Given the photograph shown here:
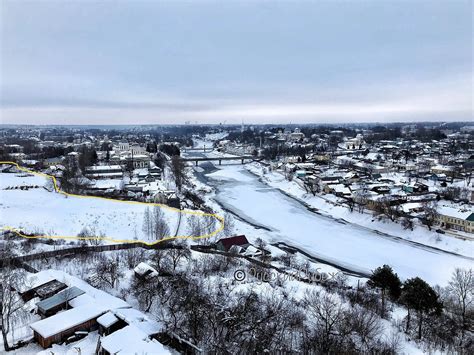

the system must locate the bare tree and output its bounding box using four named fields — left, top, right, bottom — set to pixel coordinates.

left=77, top=226, right=103, bottom=246
left=0, top=265, right=27, bottom=351
left=92, top=255, right=124, bottom=289
left=170, top=155, right=187, bottom=192
left=152, top=206, right=170, bottom=240
left=187, top=214, right=216, bottom=243
left=401, top=217, right=414, bottom=231
left=353, top=189, right=370, bottom=213
left=124, top=246, right=142, bottom=269
left=187, top=215, right=203, bottom=237
left=302, top=290, right=346, bottom=353
left=142, top=207, right=153, bottom=239
left=343, top=306, right=383, bottom=350
left=222, top=213, right=235, bottom=237
left=447, top=268, right=473, bottom=336
left=305, top=177, right=320, bottom=195
left=131, top=277, right=161, bottom=313
left=58, top=286, right=75, bottom=311
left=422, top=201, right=439, bottom=231
left=442, top=186, right=462, bottom=201
left=168, top=241, right=191, bottom=272
left=377, top=197, right=401, bottom=222
left=151, top=248, right=168, bottom=272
